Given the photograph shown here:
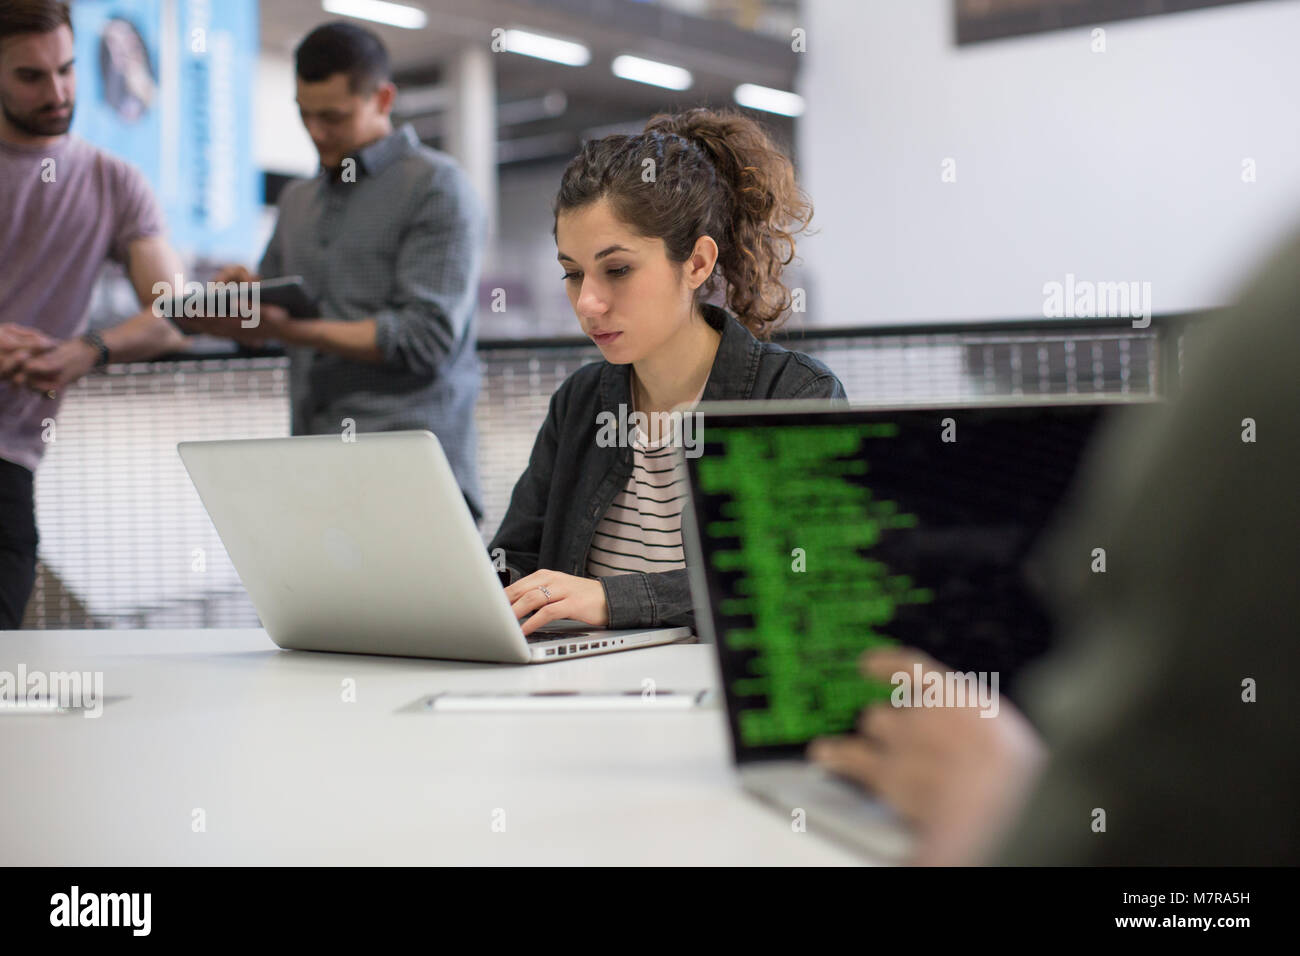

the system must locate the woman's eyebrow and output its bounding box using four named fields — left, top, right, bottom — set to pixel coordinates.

left=557, top=245, right=634, bottom=263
